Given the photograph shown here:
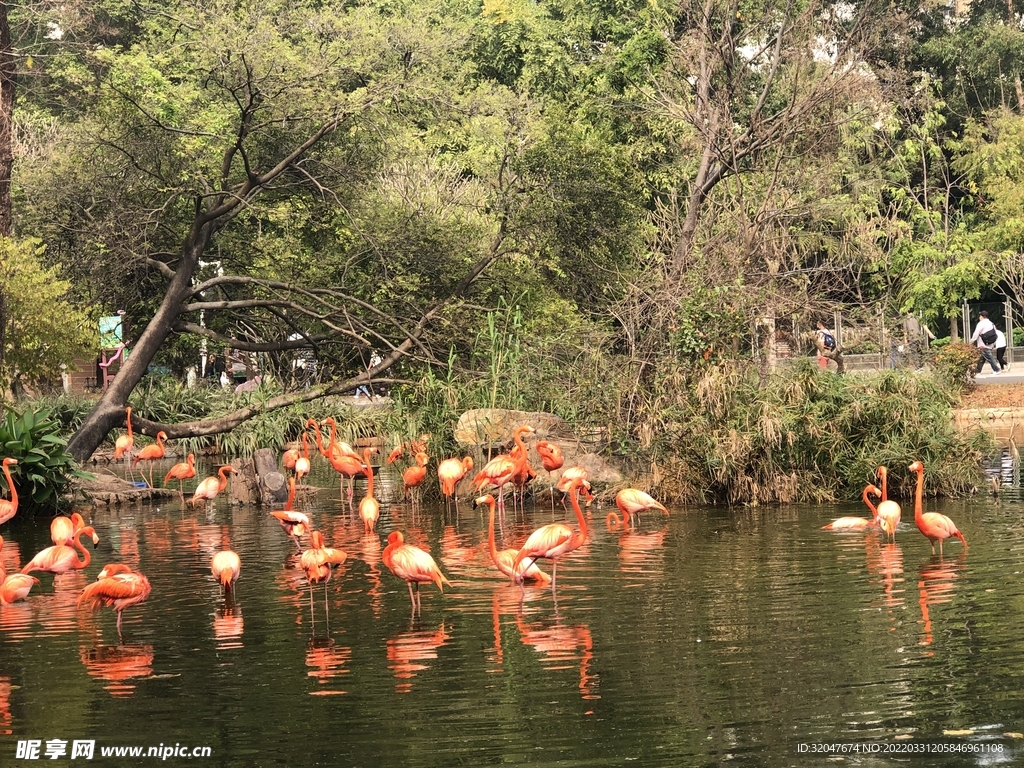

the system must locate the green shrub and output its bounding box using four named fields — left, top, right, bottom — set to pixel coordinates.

left=931, top=342, right=981, bottom=388
left=0, top=404, right=91, bottom=513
